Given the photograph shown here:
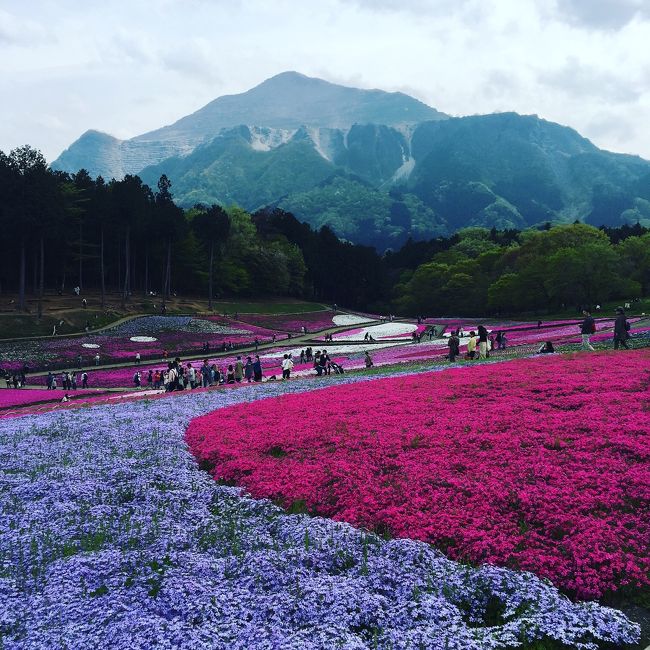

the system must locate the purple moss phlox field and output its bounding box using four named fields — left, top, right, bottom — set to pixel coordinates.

left=0, top=367, right=640, bottom=649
